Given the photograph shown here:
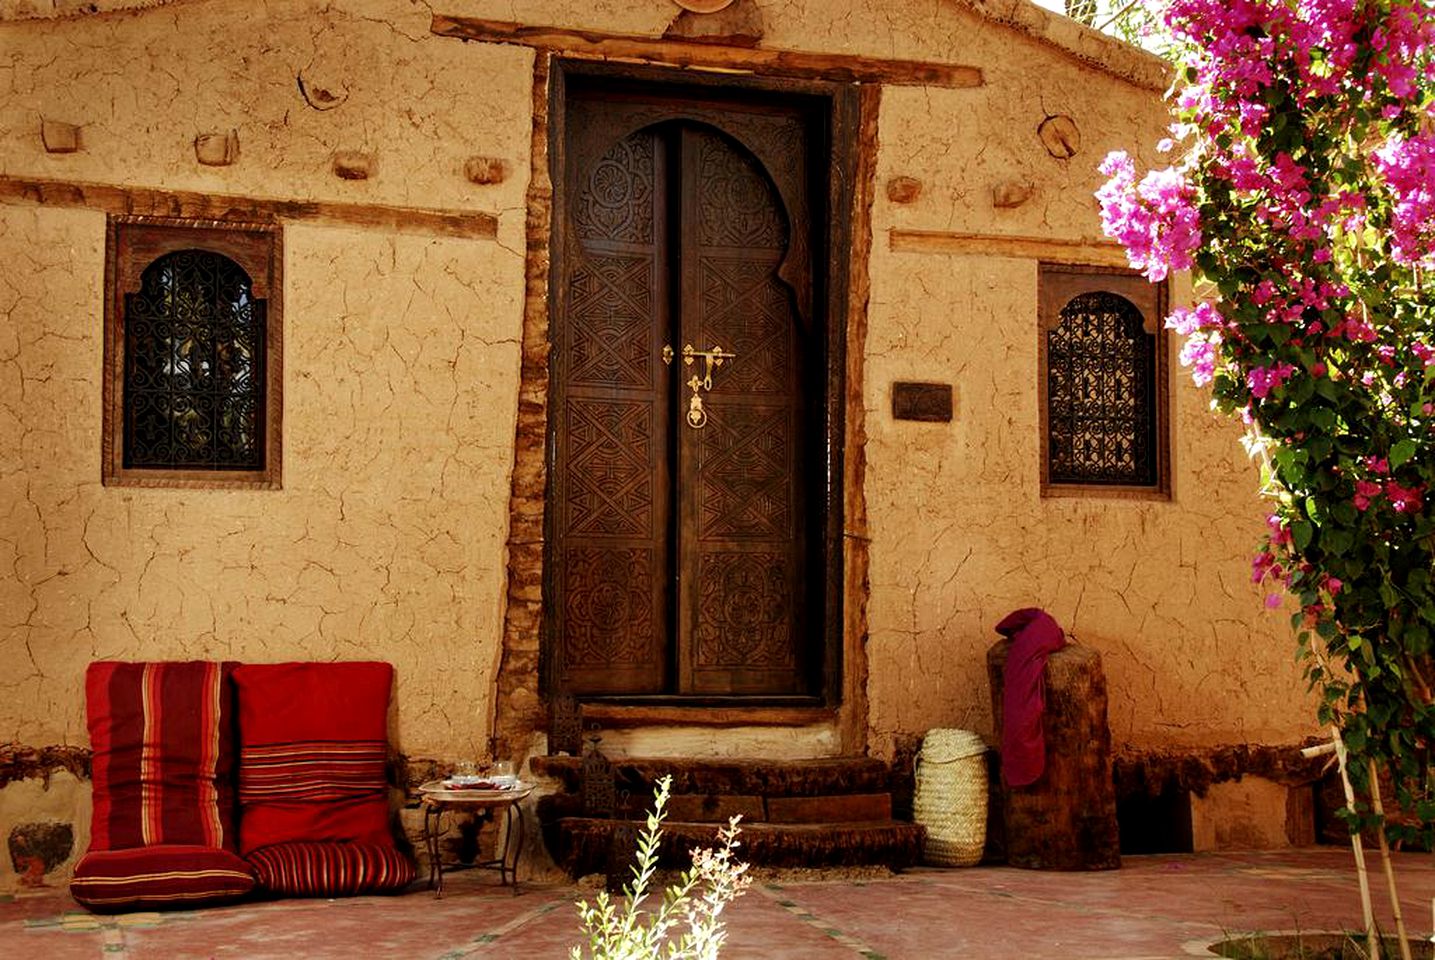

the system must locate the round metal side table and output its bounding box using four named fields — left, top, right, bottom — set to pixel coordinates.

left=418, top=780, right=533, bottom=897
